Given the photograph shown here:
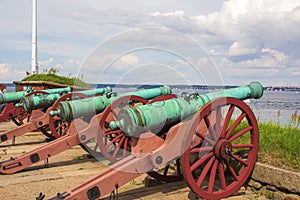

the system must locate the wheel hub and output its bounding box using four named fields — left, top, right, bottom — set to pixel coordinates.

left=214, top=139, right=232, bottom=160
